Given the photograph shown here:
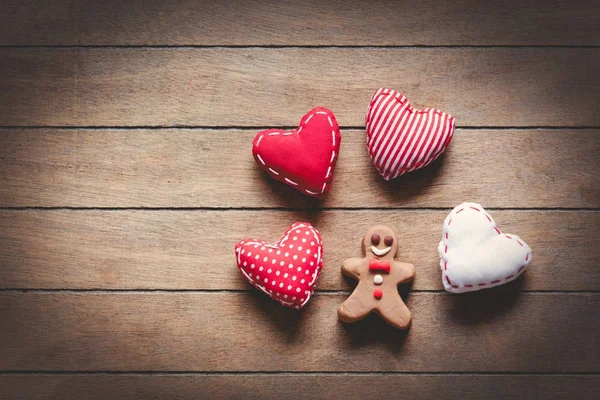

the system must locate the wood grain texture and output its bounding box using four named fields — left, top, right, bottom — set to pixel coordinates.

left=0, top=210, right=597, bottom=291
left=1, top=49, right=598, bottom=127
left=1, top=0, right=599, bottom=46
left=1, top=129, right=598, bottom=208
left=1, top=375, right=598, bottom=400
left=0, top=293, right=597, bottom=372
left=0, top=0, right=597, bottom=395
